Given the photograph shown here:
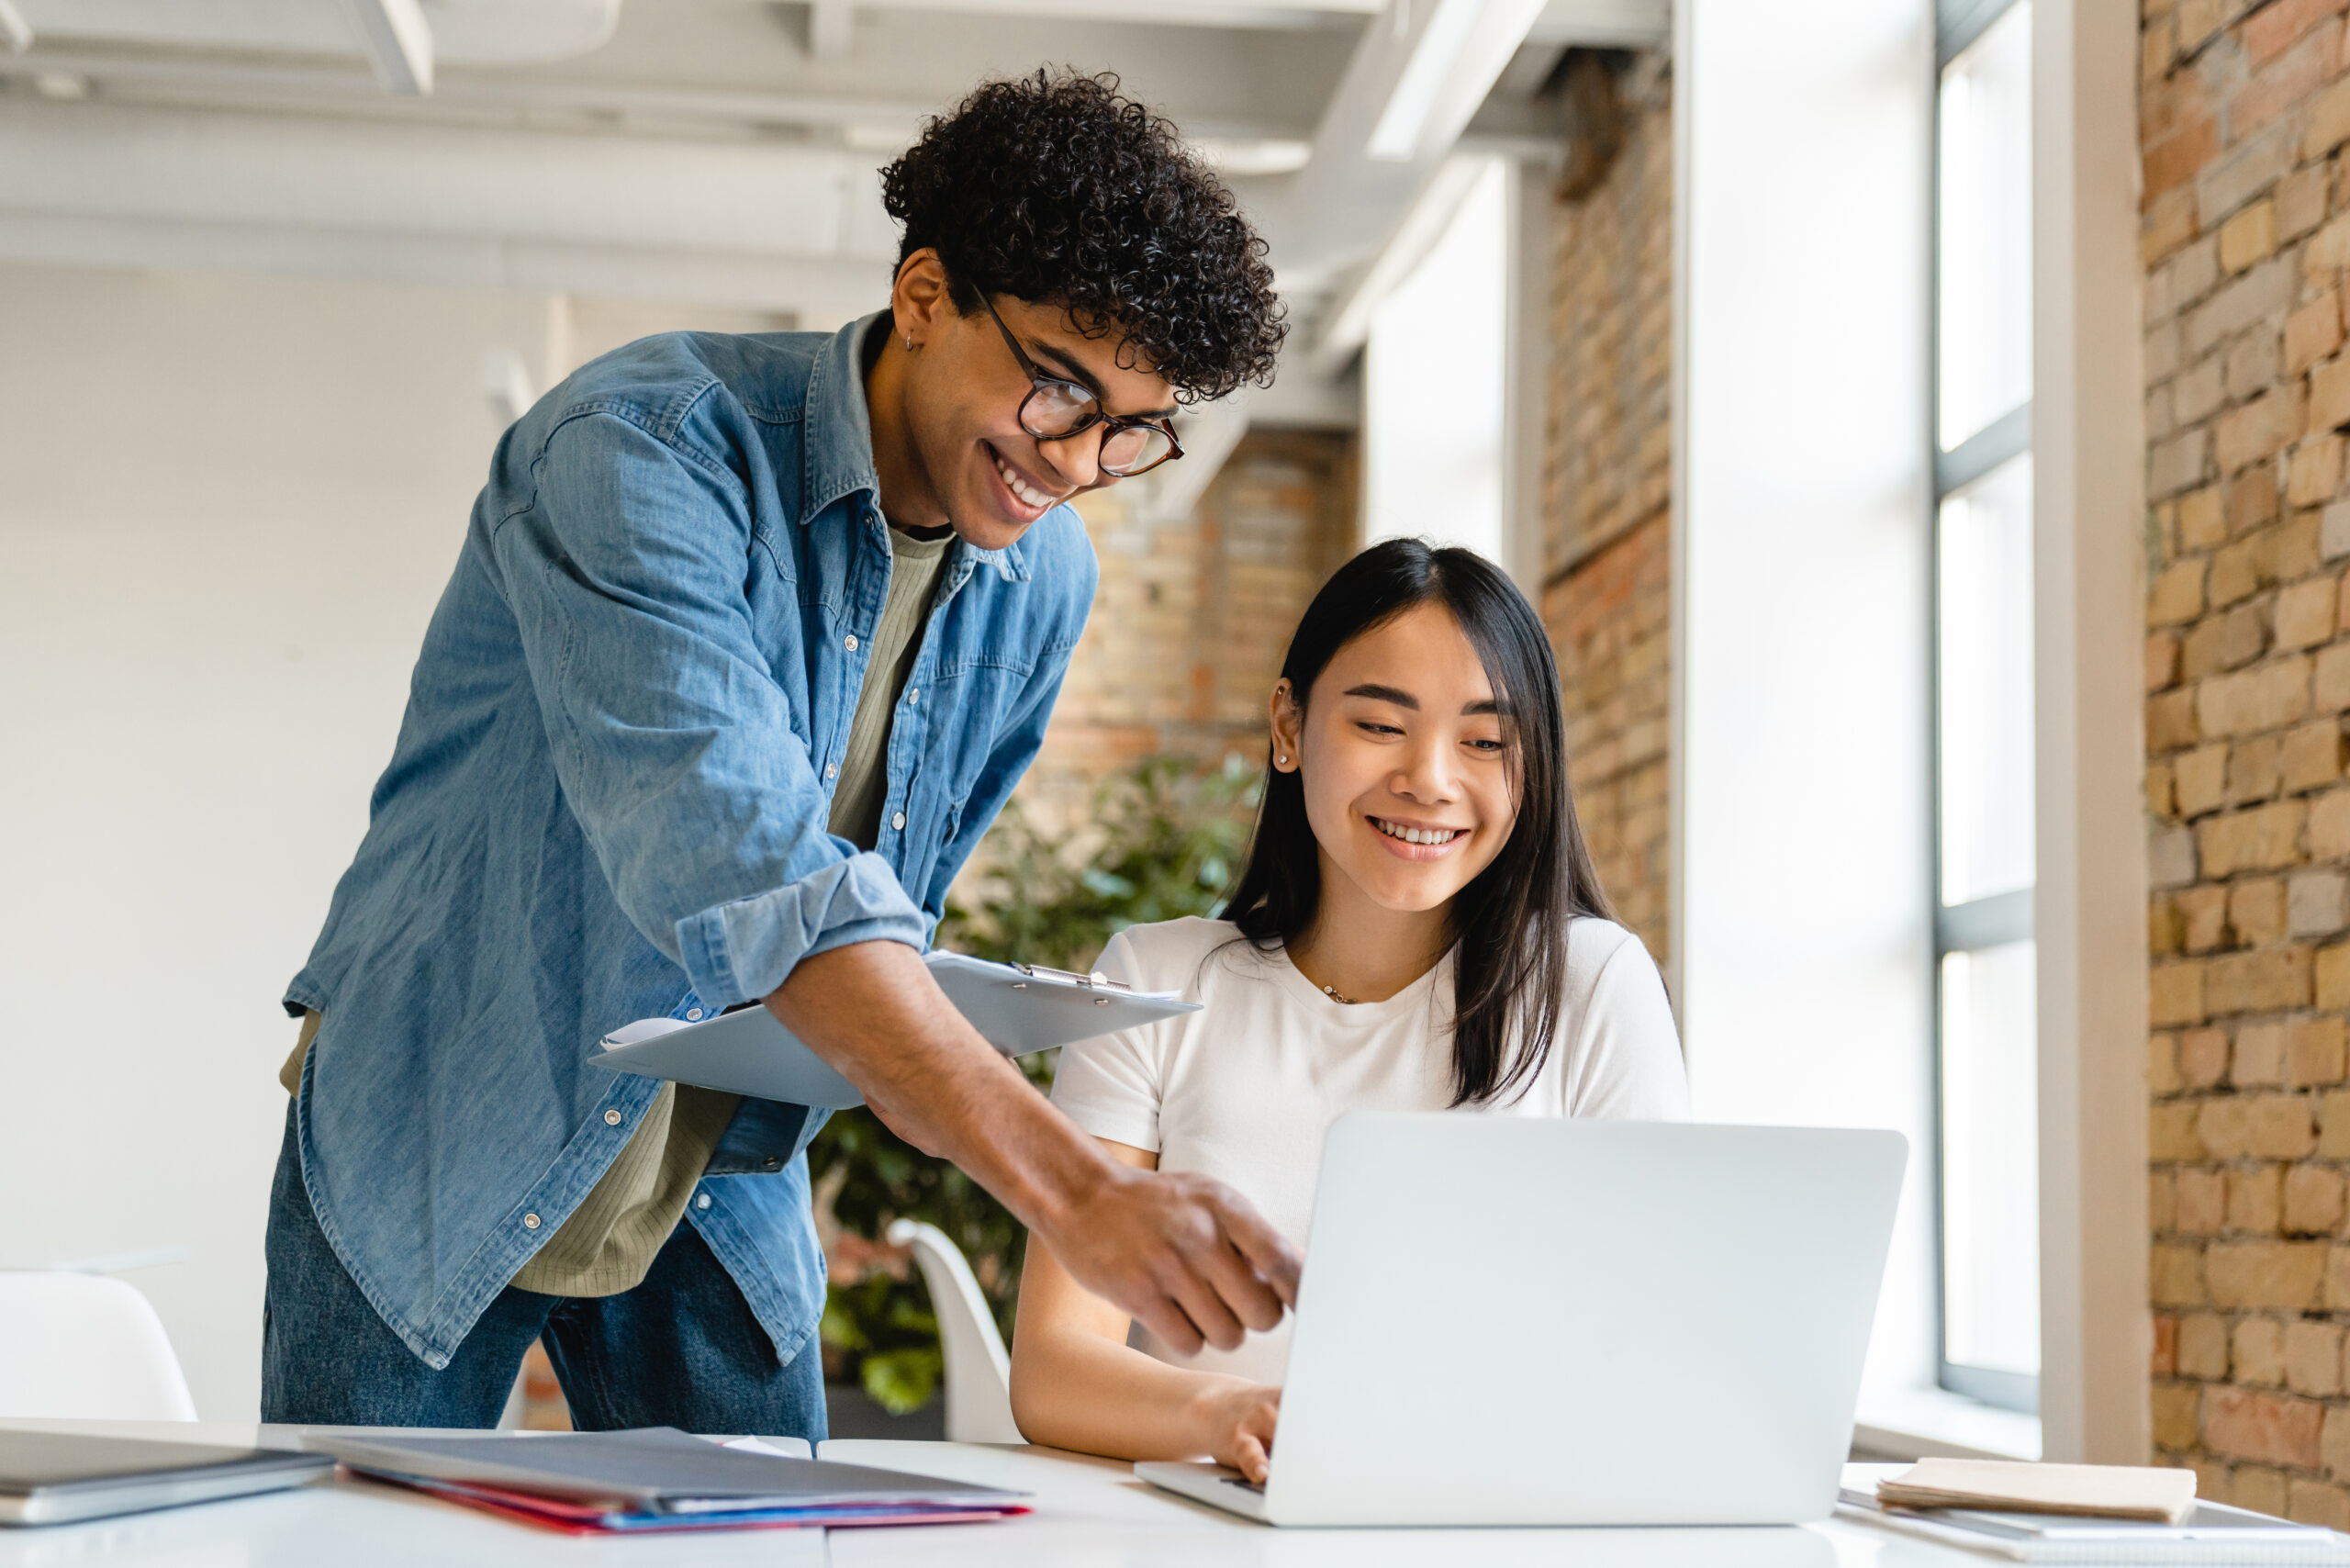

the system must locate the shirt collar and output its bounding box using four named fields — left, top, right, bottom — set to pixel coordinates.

left=800, top=311, right=1029, bottom=585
